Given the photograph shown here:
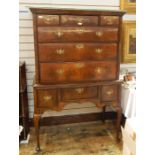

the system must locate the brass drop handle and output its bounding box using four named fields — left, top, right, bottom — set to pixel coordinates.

left=38, top=16, right=50, bottom=24
left=44, top=17, right=51, bottom=24
left=75, top=43, right=84, bottom=49
left=96, top=31, right=103, bottom=37
left=106, top=90, right=114, bottom=95
left=56, top=49, right=64, bottom=55
left=95, top=48, right=103, bottom=54
left=75, top=88, right=84, bottom=94
left=43, top=95, right=52, bottom=101
left=56, top=31, right=64, bottom=37
left=107, top=18, right=113, bottom=24
left=95, top=67, right=105, bottom=74
left=56, top=69, right=64, bottom=75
